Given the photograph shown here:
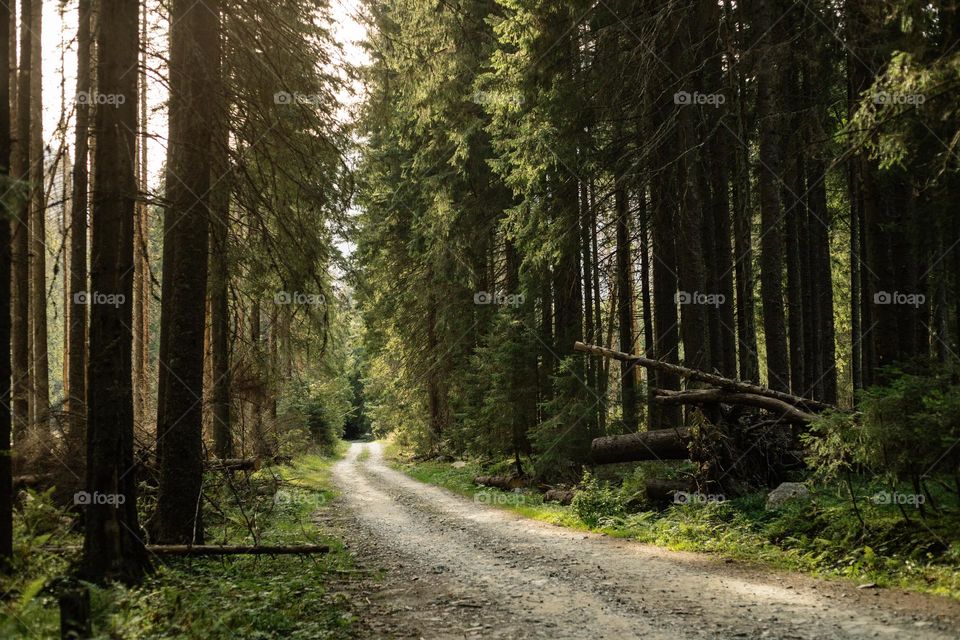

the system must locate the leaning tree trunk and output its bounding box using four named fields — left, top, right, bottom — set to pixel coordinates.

left=155, top=0, right=219, bottom=545
left=81, top=0, right=148, bottom=585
